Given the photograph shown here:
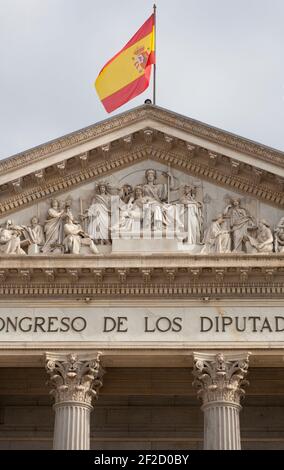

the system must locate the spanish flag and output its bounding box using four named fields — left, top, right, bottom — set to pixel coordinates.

left=95, top=14, right=155, bottom=113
